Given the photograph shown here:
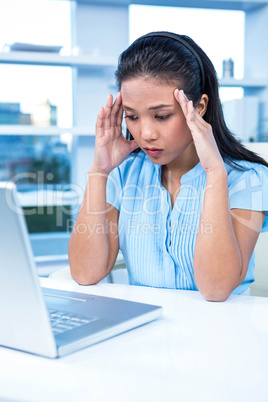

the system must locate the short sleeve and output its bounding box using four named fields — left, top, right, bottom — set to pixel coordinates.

left=228, top=164, right=268, bottom=232
left=106, top=167, right=122, bottom=211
